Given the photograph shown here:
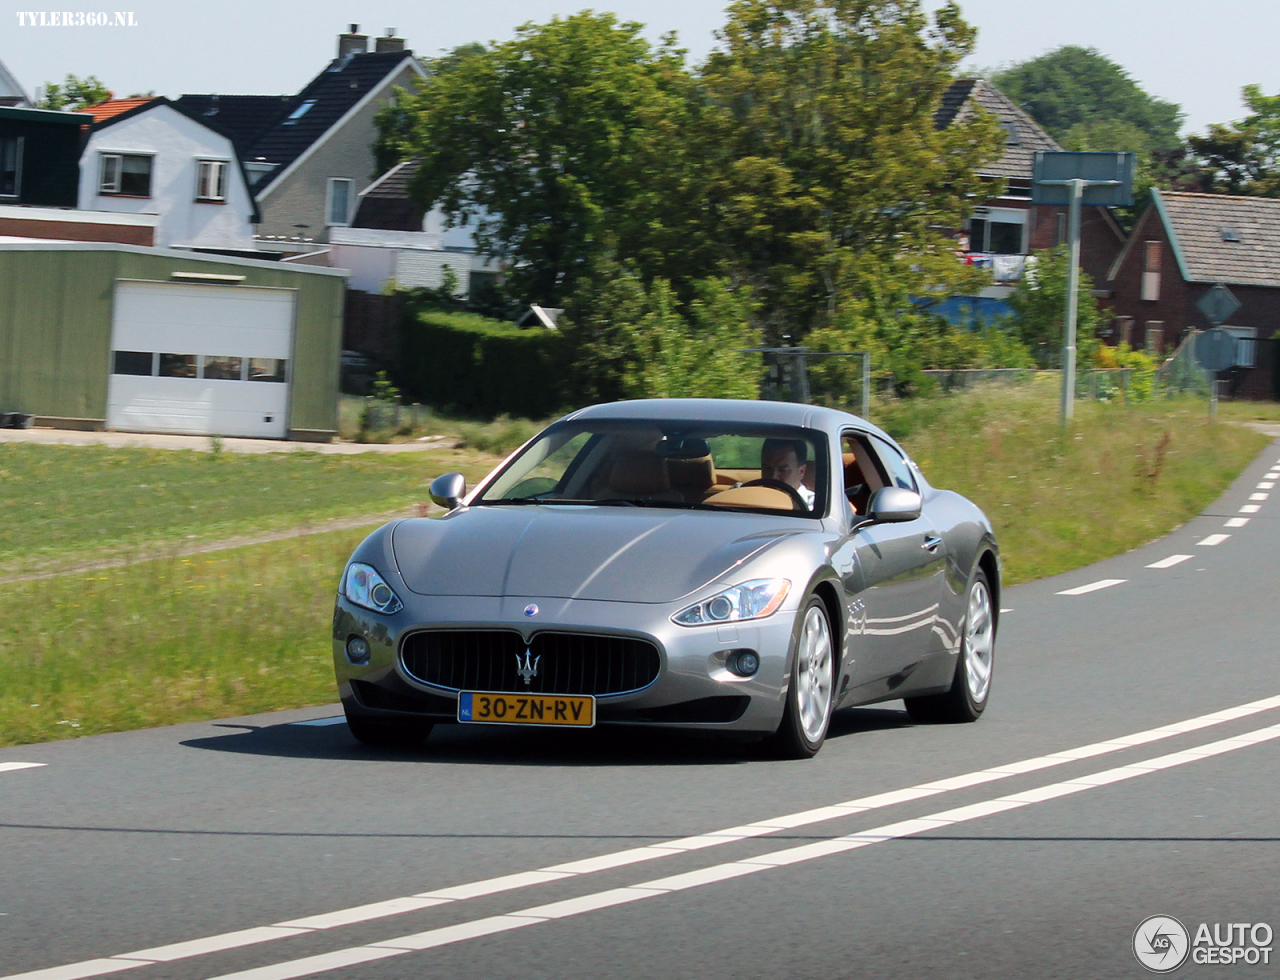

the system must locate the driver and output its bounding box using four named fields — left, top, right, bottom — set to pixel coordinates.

left=760, top=438, right=815, bottom=508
